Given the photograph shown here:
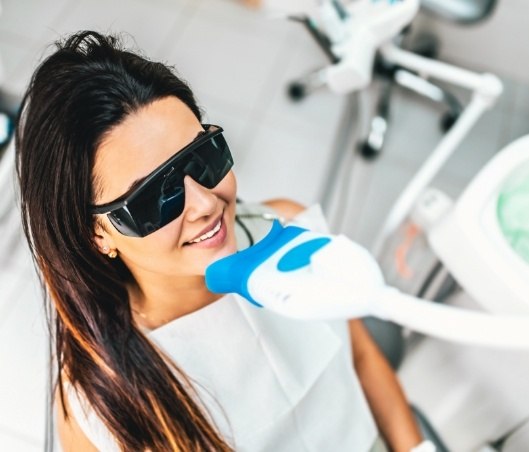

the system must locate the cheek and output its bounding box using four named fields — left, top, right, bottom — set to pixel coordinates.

left=114, top=220, right=182, bottom=266
left=218, top=171, right=237, bottom=201
left=218, top=171, right=238, bottom=237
